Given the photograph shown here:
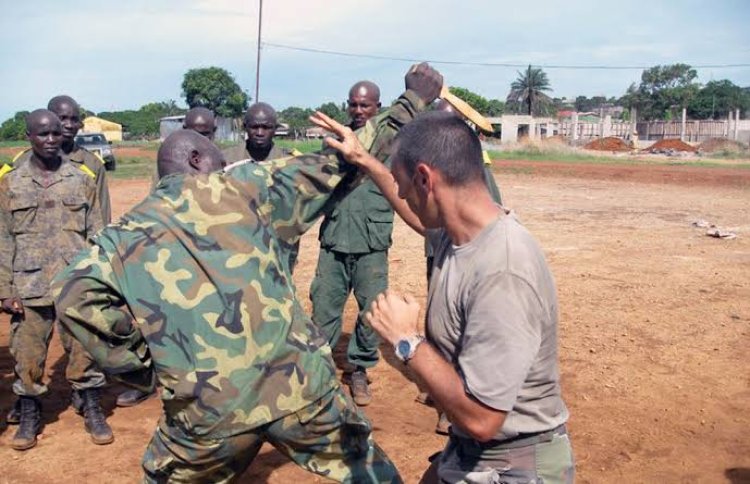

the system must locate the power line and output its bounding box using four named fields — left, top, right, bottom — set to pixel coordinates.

left=262, top=41, right=750, bottom=70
